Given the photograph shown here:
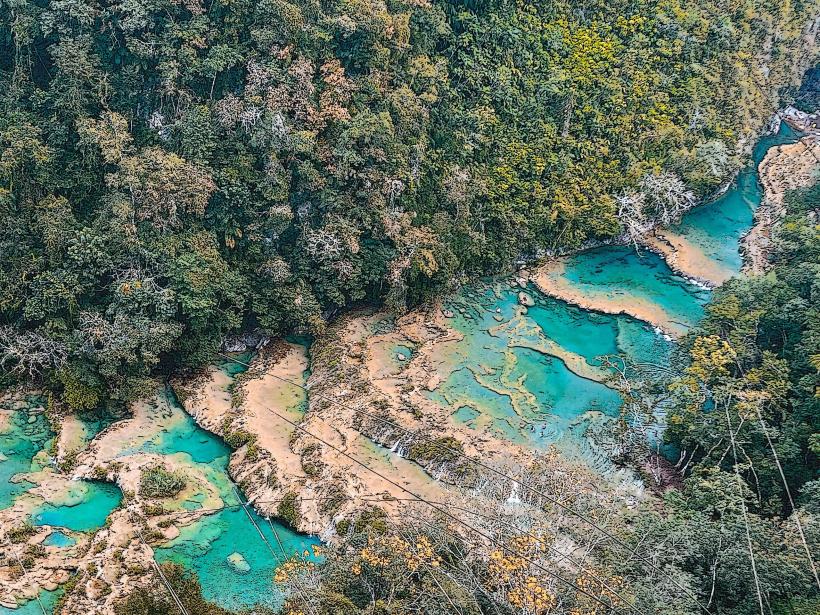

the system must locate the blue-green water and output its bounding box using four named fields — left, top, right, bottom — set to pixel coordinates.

left=0, top=401, right=122, bottom=533
left=139, top=393, right=320, bottom=611
left=32, top=481, right=122, bottom=532
left=673, top=123, right=800, bottom=274
left=156, top=505, right=320, bottom=611
left=116, top=405, right=229, bottom=464
left=430, top=284, right=669, bottom=448
left=42, top=530, right=77, bottom=547
left=217, top=350, right=254, bottom=377
left=560, top=247, right=711, bottom=330
left=0, top=404, right=51, bottom=510
left=75, top=410, right=117, bottom=447
left=0, top=589, right=62, bottom=615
